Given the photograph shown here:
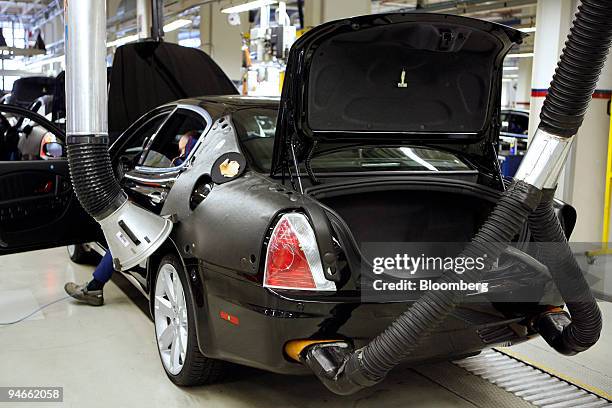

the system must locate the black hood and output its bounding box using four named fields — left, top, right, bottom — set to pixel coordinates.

left=272, top=13, right=525, bottom=174
left=108, top=40, right=238, bottom=136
